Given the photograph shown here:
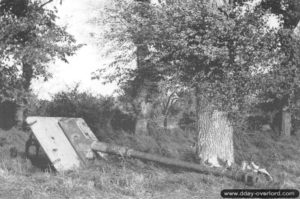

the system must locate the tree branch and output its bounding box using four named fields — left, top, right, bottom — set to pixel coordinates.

left=40, top=0, right=54, bottom=8
left=162, top=91, right=175, bottom=115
